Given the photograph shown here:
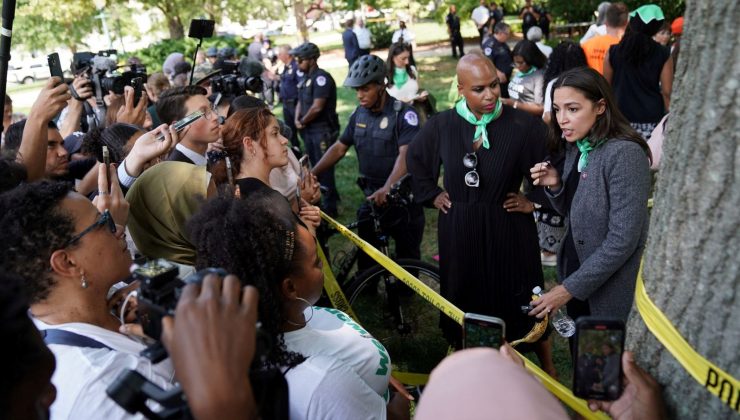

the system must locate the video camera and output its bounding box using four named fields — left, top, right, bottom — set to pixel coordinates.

left=106, top=259, right=289, bottom=420
left=210, top=59, right=264, bottom=96
left=71, top=50, right=148, bottom=105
